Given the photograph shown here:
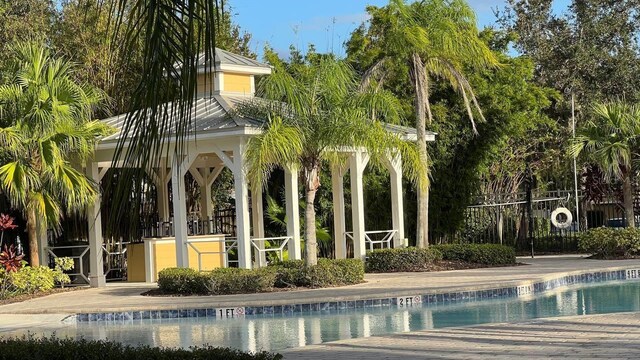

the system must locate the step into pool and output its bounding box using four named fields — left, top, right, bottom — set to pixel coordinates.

left=7, top=280, right=640, bottom=352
